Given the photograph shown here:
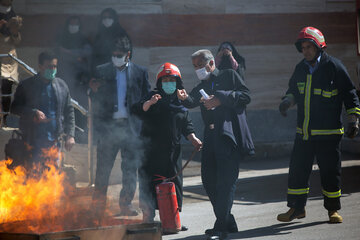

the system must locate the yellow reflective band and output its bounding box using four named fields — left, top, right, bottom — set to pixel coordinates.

left=296, top=127, right=303, bottom=134
left=288, top=188, right=310, bottom=195
left=297, top=82, right=305, bottom=94
left=302, top=74, right=312, bottom=140
left=332, top=89, right=338, bottom=96
left=322, top=189, right=341, bottom=198
left=311, top=128, right=344, bottom=136
left=347, top=107, right=360, bottom=115
left=322, top=90, right=332, bottom=98
left=313, top=88, right=322, bottom=95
